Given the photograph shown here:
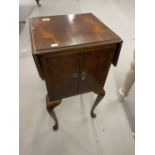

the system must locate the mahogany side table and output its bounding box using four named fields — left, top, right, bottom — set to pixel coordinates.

left=29, top=13, right=123, bottom=130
